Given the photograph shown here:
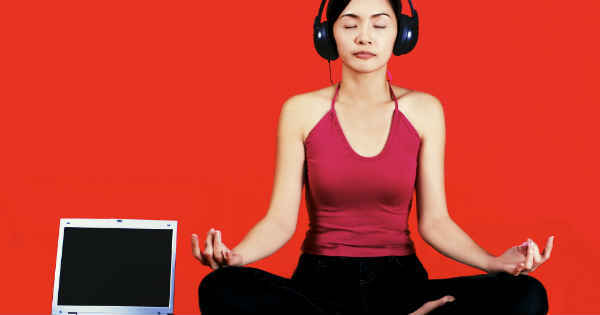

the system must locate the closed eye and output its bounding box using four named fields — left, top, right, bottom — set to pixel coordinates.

left=344, top=26, right=387, bottom=29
